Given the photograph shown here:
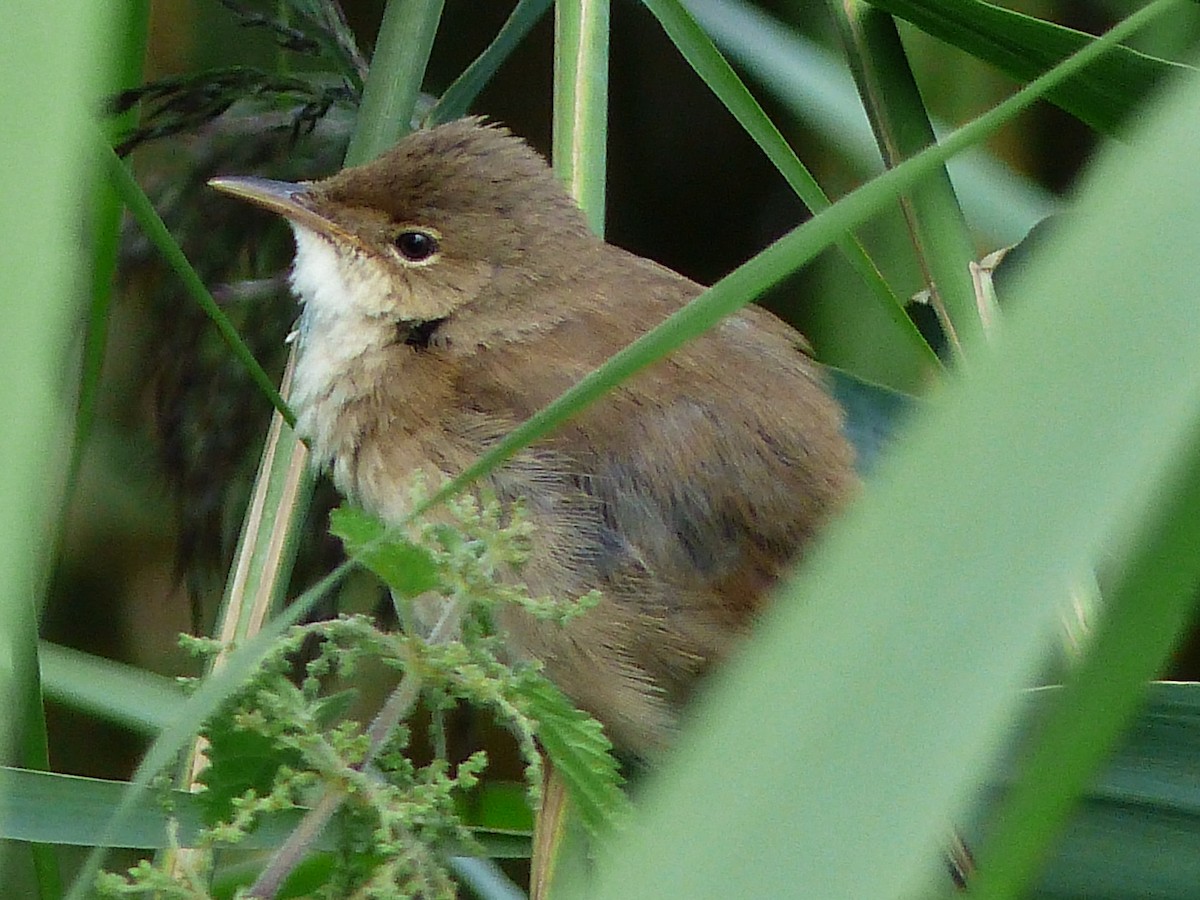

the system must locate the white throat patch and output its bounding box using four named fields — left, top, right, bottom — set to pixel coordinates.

left=287, top=224, right=394, bottom=463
